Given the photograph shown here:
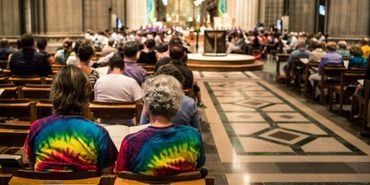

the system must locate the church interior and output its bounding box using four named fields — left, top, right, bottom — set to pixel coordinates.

left=0, top=0, right=370, bottom=184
